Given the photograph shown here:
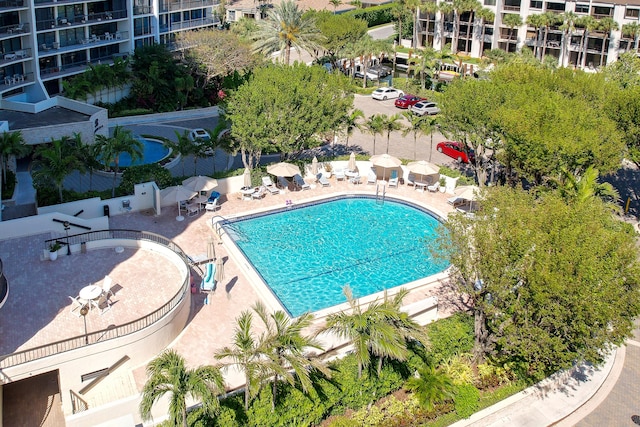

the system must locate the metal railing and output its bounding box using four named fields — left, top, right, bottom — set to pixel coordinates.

left=70, top=390, right=88, bottom=413
left=0, top=259, right=7, bottom=309
left=0, top=229, right=190, bottom=369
